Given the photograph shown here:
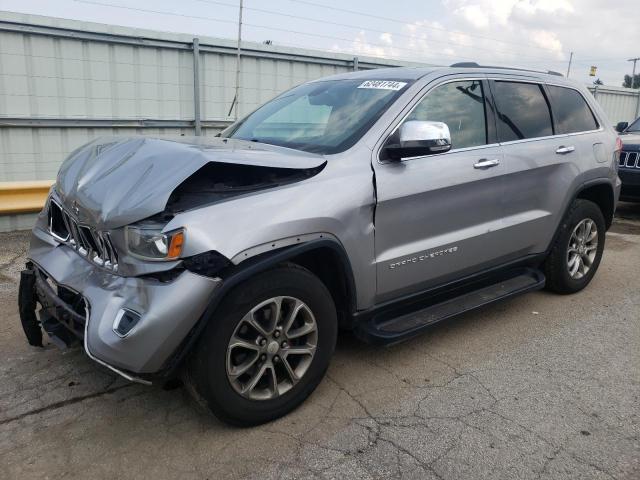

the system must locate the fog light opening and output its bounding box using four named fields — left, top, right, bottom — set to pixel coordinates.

left=113, top=308, right=142, bottom=337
